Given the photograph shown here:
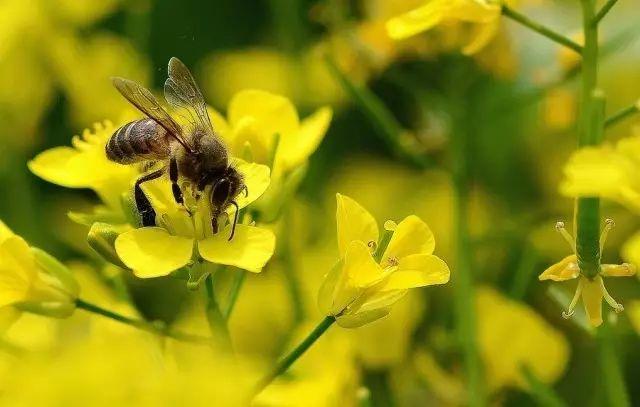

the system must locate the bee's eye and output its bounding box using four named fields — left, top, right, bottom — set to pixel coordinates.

left=211, top=178, right=231, bottom=206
